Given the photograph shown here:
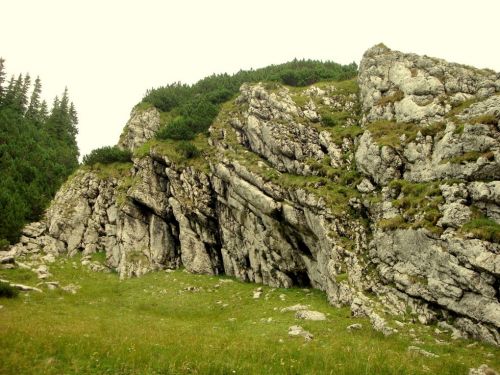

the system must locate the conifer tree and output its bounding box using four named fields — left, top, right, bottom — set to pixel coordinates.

left=2, top=75, right=16, bottom=107
left=26, top=76, right=42, bottom=120
left=0, top=58, right=5, bottom=101
left=20, top=73, right=31, bottom=112
left=39, top=100, right=48, bottom=122
left=10, top=74, right=24, bottom=111
left=69, top=102, right=78, bottom=127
